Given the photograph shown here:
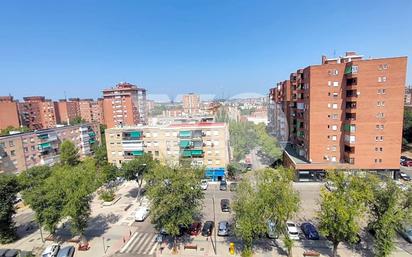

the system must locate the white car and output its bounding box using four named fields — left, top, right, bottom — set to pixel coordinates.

left=286, top=221, right=300, bottom=240
left=135, top=207, right=150, bottom=222
left=42, top=243, right=60, bottom=257
left=200, top=180, right=208, bottom=190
